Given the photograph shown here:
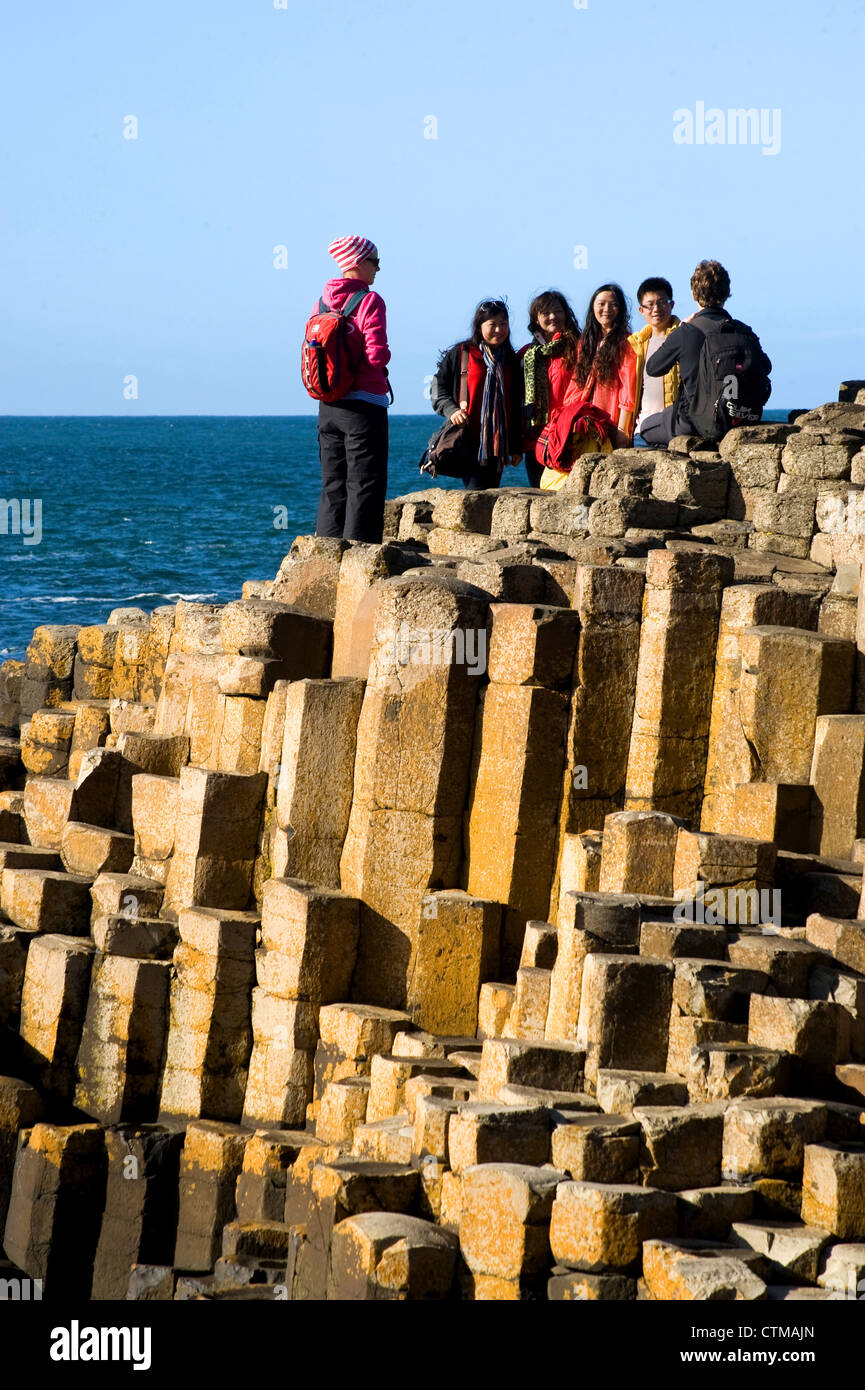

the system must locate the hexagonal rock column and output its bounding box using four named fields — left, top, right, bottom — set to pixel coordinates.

left=700, top=585, right=815, bottom=833
left=242, top=878, right=359, bottom=1127
left=341, top=573, right=489, bottom=1009
left=272, top=677, right=365, bottom=889
left=737, top=627, right=855, bottom=795
left=464, top=603, right=574, bottom=974
left=162, top=766, right=267, bottom=919
left=3, top=1122, right=107, bottom=1291
left=625, top=549, right=734, bottom=824
left=159, top=906, right=259, bottom=1123
left=73, top=955, right=171, bottom=1125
